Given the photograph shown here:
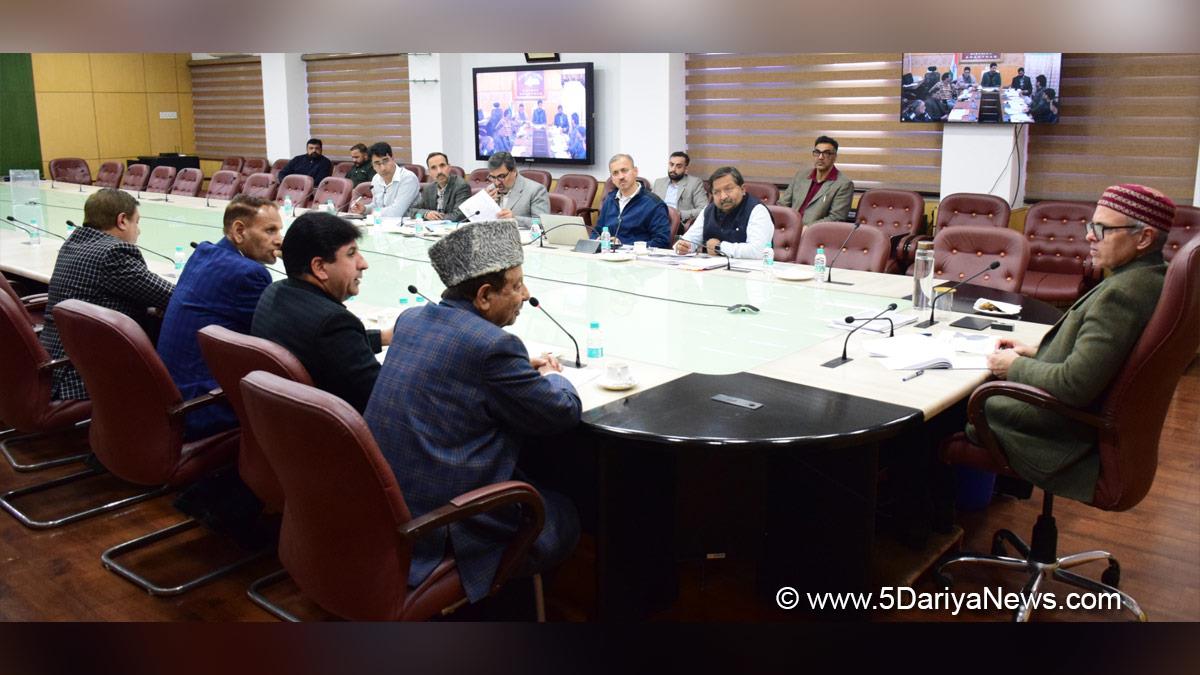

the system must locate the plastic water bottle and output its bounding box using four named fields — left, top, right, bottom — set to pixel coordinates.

left=373, top=209, right=382, bottom=227
left=399, top=296, right=410, bottom=310
left=586, top=321, right=604, bottom=363
left=173, top=245, right=186, bottom=276
left=762, top=246, right=775, bottom=278
left=414, top=212, right=425, bottom=235
left=530, top=217, right=542, bottom=243
left=415, top=294, right=426, bottom=306
left=325, top=199, right=336, bottom=214
left=600, top=226, right=612, bottom=253
left=911, top=241, right=936, bottom=310
left=28, top=218, right=40, bottom=246
left=283, top=195, right=294, bottom=218
left=814, top=246, right=827, bottom=283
